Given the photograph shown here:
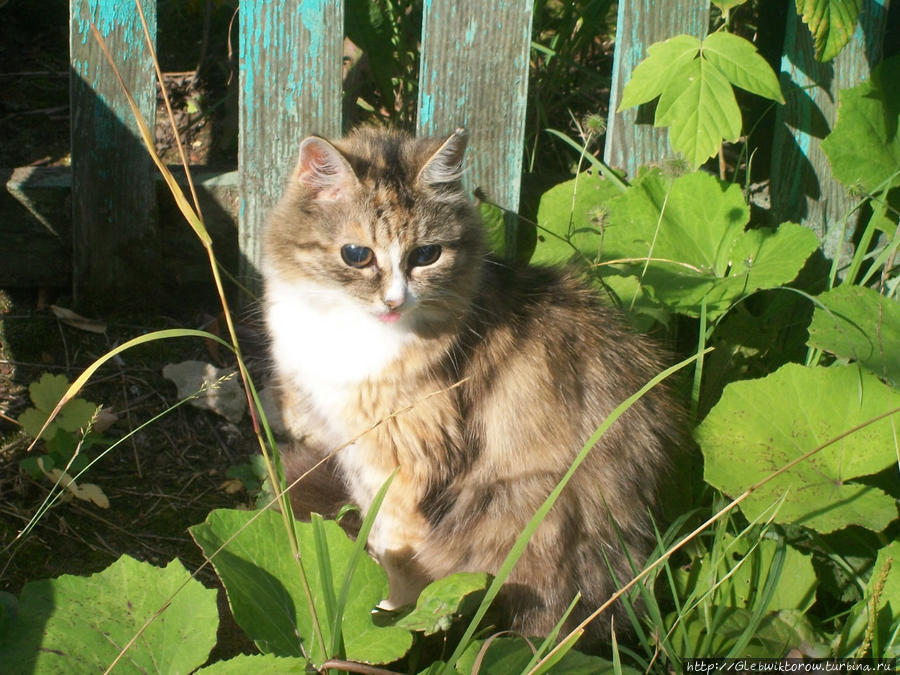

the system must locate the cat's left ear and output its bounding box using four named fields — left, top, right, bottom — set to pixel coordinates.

left=295, top=136, right=359, bottom=201
left=416, top=128, right=467, bottom=190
